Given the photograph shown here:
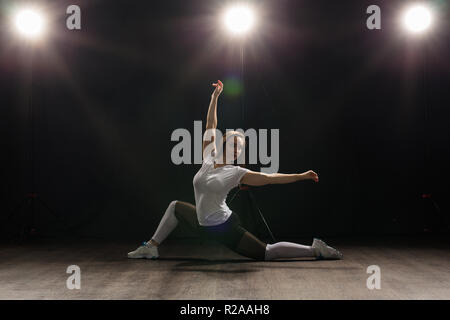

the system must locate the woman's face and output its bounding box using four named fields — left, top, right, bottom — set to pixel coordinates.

left=224, top=136, right=245, bottom=163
